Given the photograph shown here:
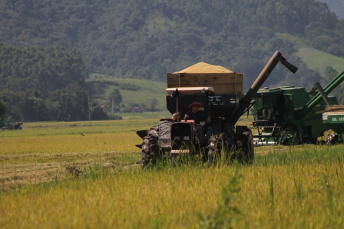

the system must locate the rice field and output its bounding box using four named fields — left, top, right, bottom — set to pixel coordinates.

left=1, top=116, right=344, bottom=228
